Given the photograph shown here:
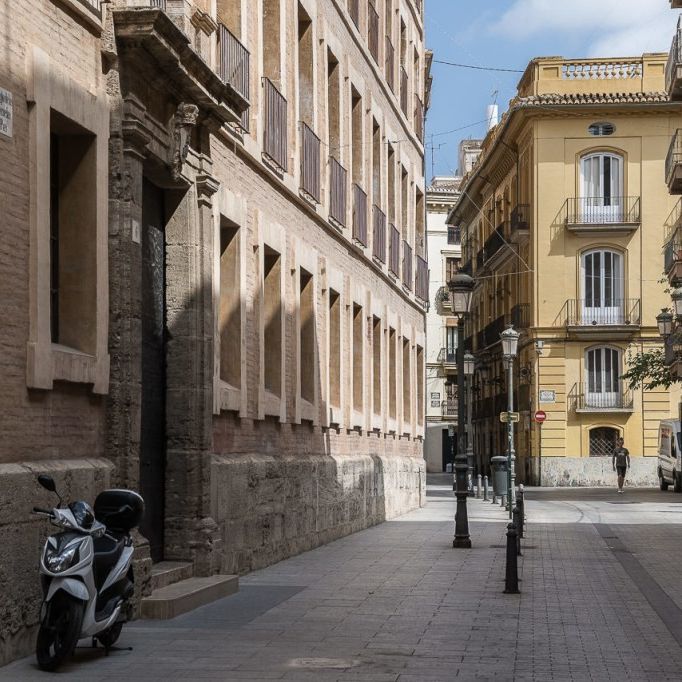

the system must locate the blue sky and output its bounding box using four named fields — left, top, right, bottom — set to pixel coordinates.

left=425, top=0, right=679, bottom=178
